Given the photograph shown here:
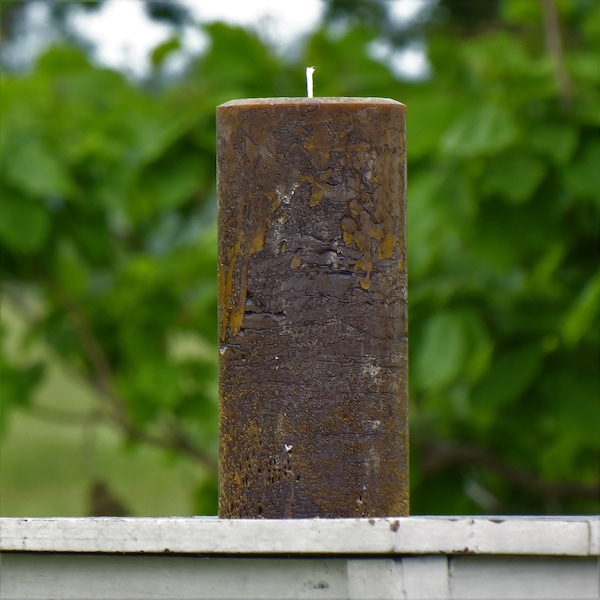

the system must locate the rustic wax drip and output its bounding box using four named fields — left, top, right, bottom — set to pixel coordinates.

left=217, top=98, right=408, bottom=518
